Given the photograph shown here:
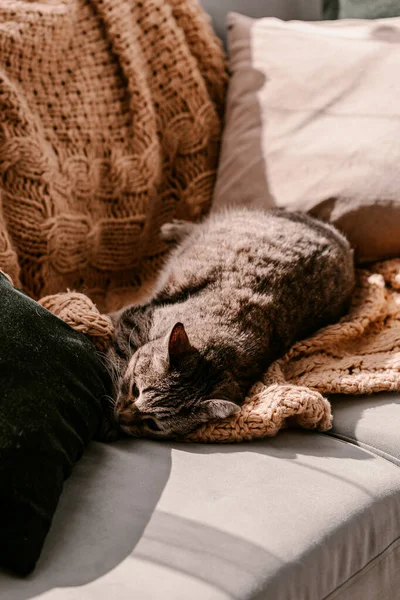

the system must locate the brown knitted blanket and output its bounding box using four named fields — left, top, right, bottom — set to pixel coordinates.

left=35, top=259, right=400, bottom=443
left=0, top=0, right=227, bottom=312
